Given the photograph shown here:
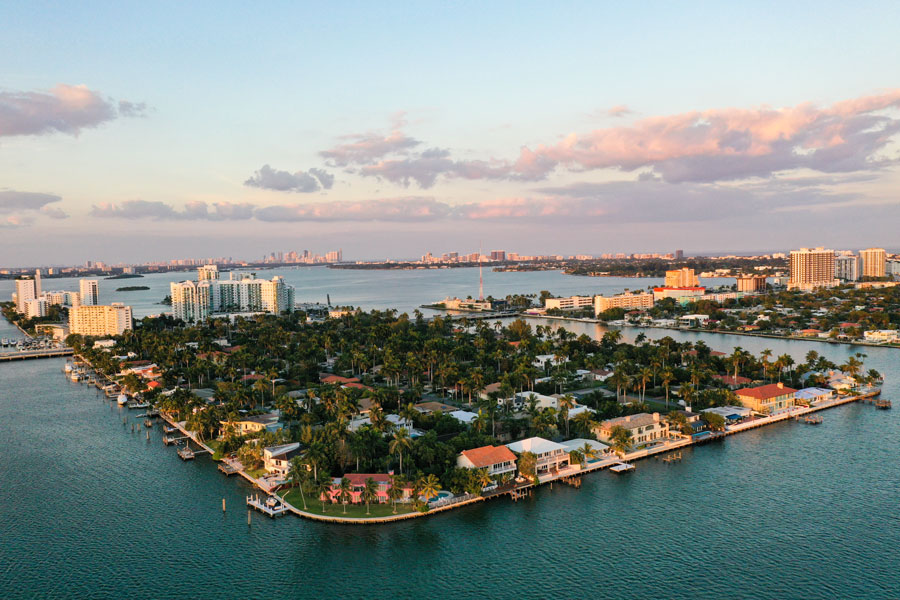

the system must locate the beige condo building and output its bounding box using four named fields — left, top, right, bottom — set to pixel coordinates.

left=69, top=303, right=133, bottom=336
